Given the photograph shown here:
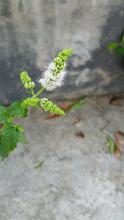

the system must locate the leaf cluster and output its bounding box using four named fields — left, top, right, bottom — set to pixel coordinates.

left=0, top=101, right=28, bottom=159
